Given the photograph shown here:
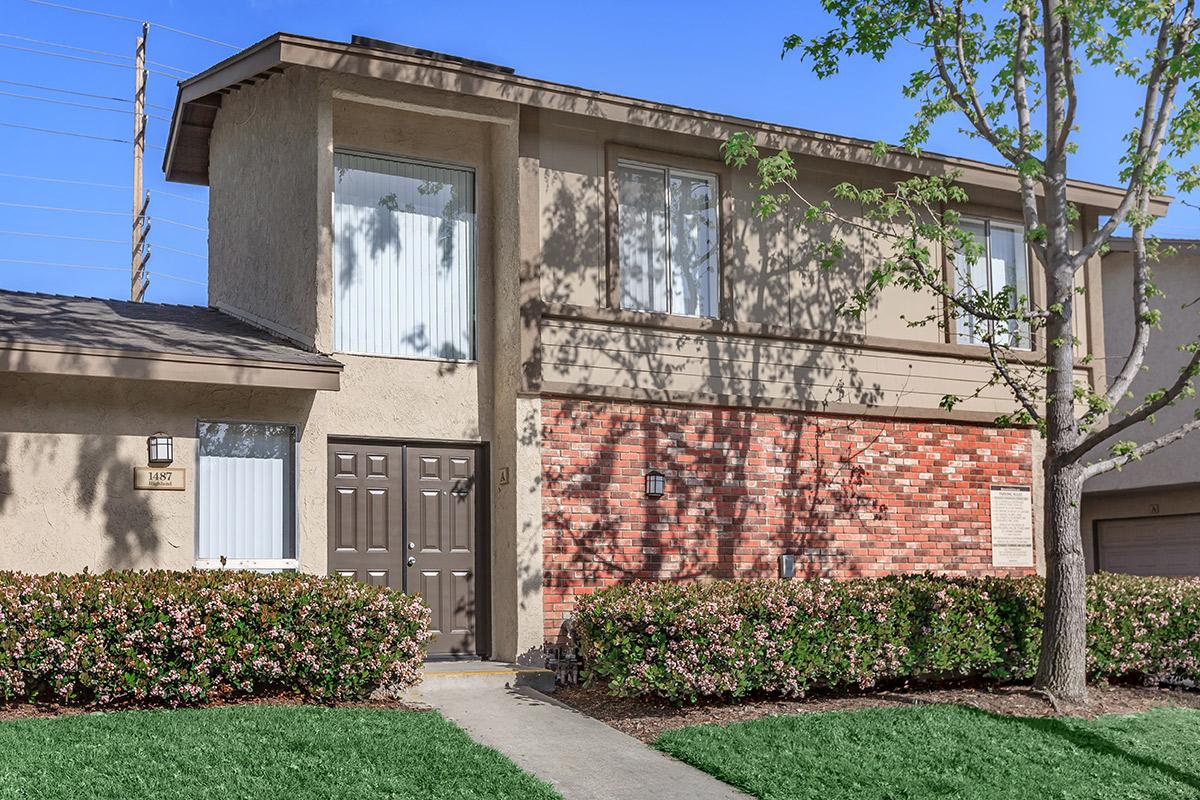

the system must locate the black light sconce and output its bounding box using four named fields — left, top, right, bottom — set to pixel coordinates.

left=645, top=470, right=665, bottom=498
left=147, top=432, right=174, bottom=465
